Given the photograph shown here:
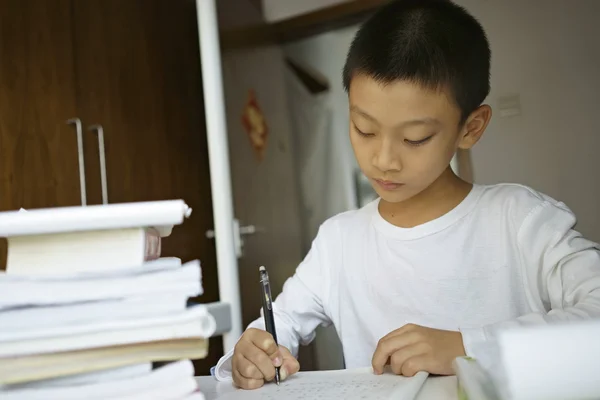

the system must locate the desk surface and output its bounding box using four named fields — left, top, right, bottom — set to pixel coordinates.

left=195, top=375, right=458, bottom=399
